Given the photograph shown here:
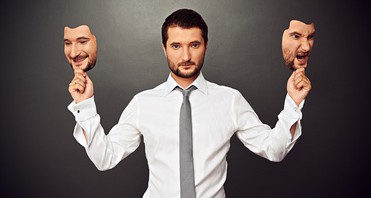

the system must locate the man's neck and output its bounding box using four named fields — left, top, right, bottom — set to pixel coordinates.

left=171, top=72, right=199, bottom=89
